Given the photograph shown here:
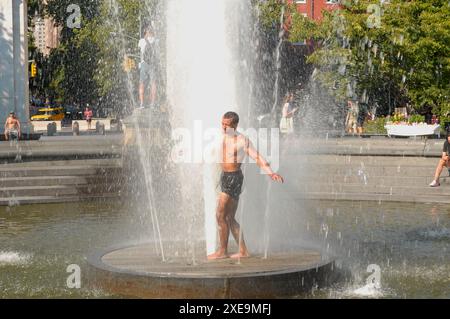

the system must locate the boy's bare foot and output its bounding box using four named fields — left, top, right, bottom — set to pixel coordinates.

left=207, top=251, right=229, bottom=260
left=230, top=252, right=250, bottom=259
